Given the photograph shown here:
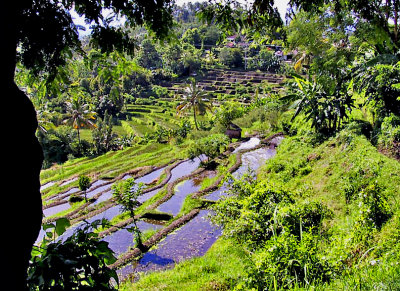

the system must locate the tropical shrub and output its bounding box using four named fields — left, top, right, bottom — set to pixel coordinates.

left=279, top=201, right=332, bottom=237
left=354, top=62, right=400, bottom=117
left=153, top=125, right=172, bottom=143
left=112, top=178, right=145, bottom=249
left=136, top=39, right=162, bottom=70
left=214, top=102, right=245, bottom=129
left=39, top=125, right=84, bottom=167
left=285, top=75, right=354, bottom=135
left=213, top=179, right=294, bottom=249
left=181, top=27, right=202, bottom=48
left=152, top=85, right=170, bottom=99
left=114, top=134, right=135, bottom=149
left=187, top=134, right=230, bottom=164
left=344, top=119, right=373, bottom=139
left=218, top=47, right=244, bottom=68
left=78, top=175, right=91, bottom=201
left=92, top=111, right=118, bottom=155
left=376, top=114, right=400, bottom=157
left=174, top=119, right=192, bottom=138
left=28, top=219, right=118, bottom=290
left=241, top=231, right=331, bottom=290
left=355, top=183, right=392, bottom=231
left=213, top=176, right=333, bottom=289
left=248, top=48, right=282, bottom=72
